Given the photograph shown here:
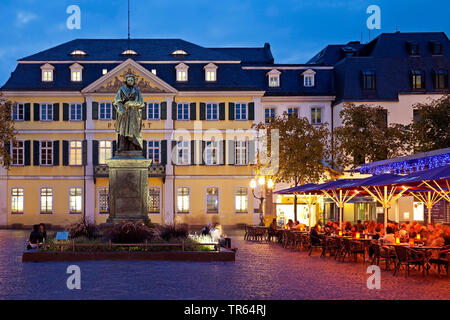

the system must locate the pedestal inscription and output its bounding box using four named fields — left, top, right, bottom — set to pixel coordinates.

left=106, top=151, right=152, bottom=223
